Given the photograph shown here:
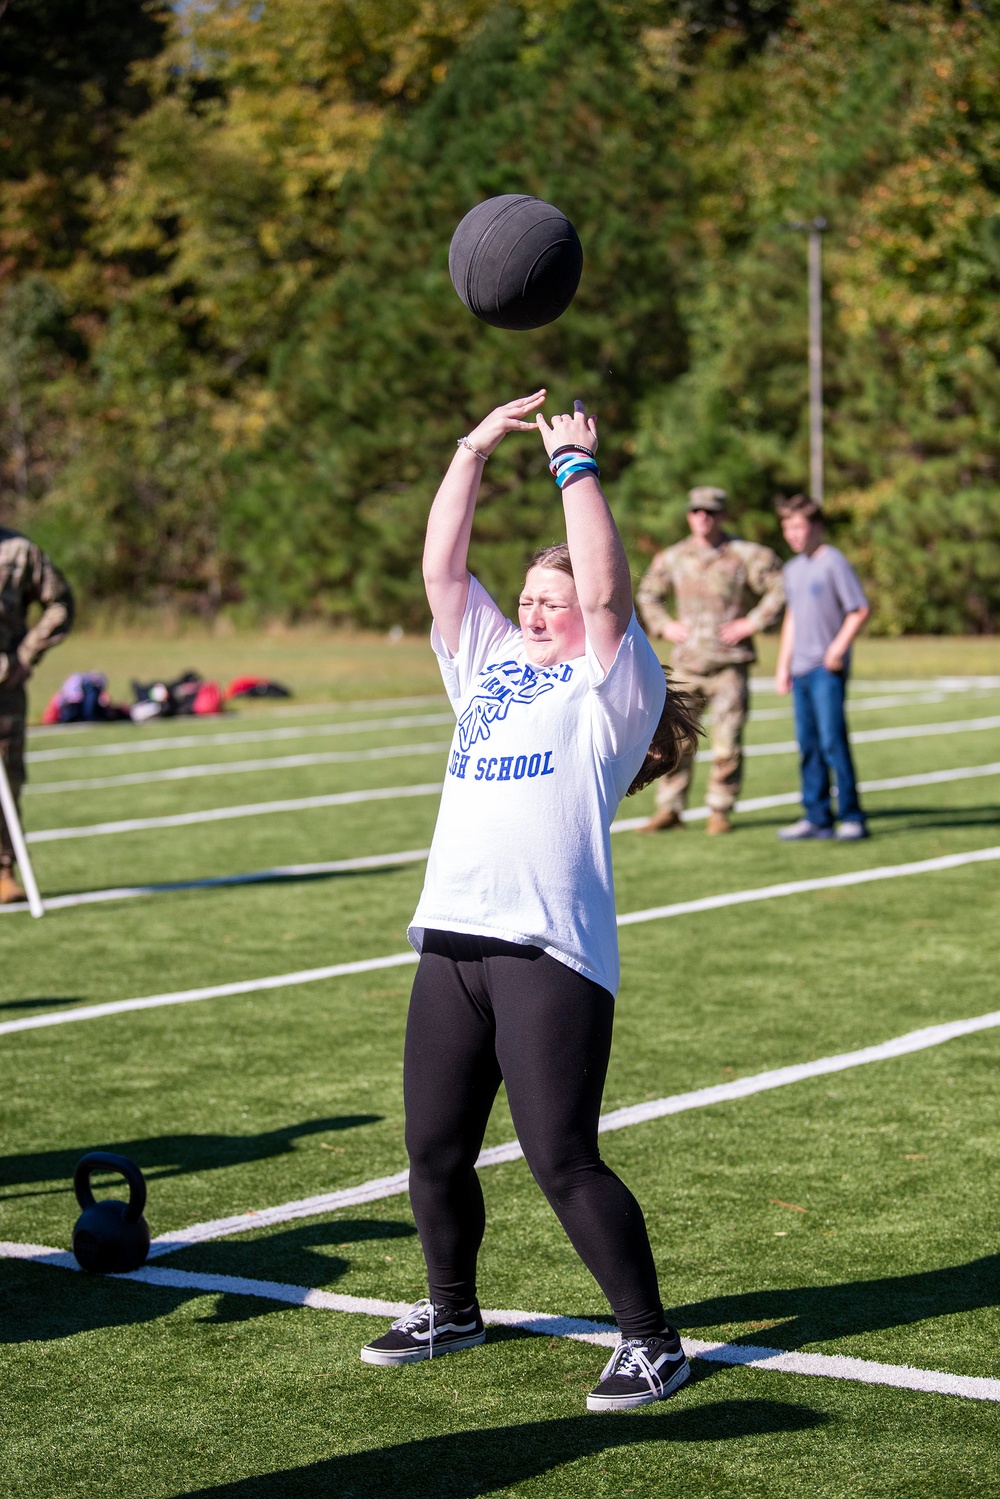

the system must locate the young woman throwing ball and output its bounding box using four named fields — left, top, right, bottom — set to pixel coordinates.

left=360, top=391, right=697, bottom=1411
